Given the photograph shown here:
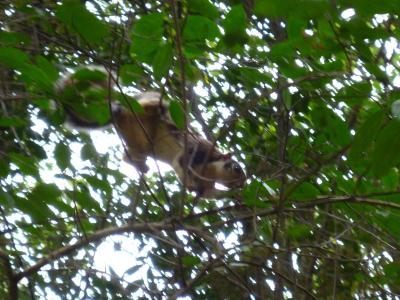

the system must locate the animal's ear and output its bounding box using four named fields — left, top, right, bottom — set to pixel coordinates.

left=221, top=153, right=232, bottom=161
